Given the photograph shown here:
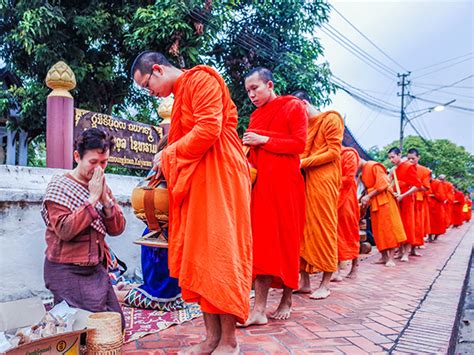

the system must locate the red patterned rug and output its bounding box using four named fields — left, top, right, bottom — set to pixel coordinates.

left=123, top=303, right=202, bottom=343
